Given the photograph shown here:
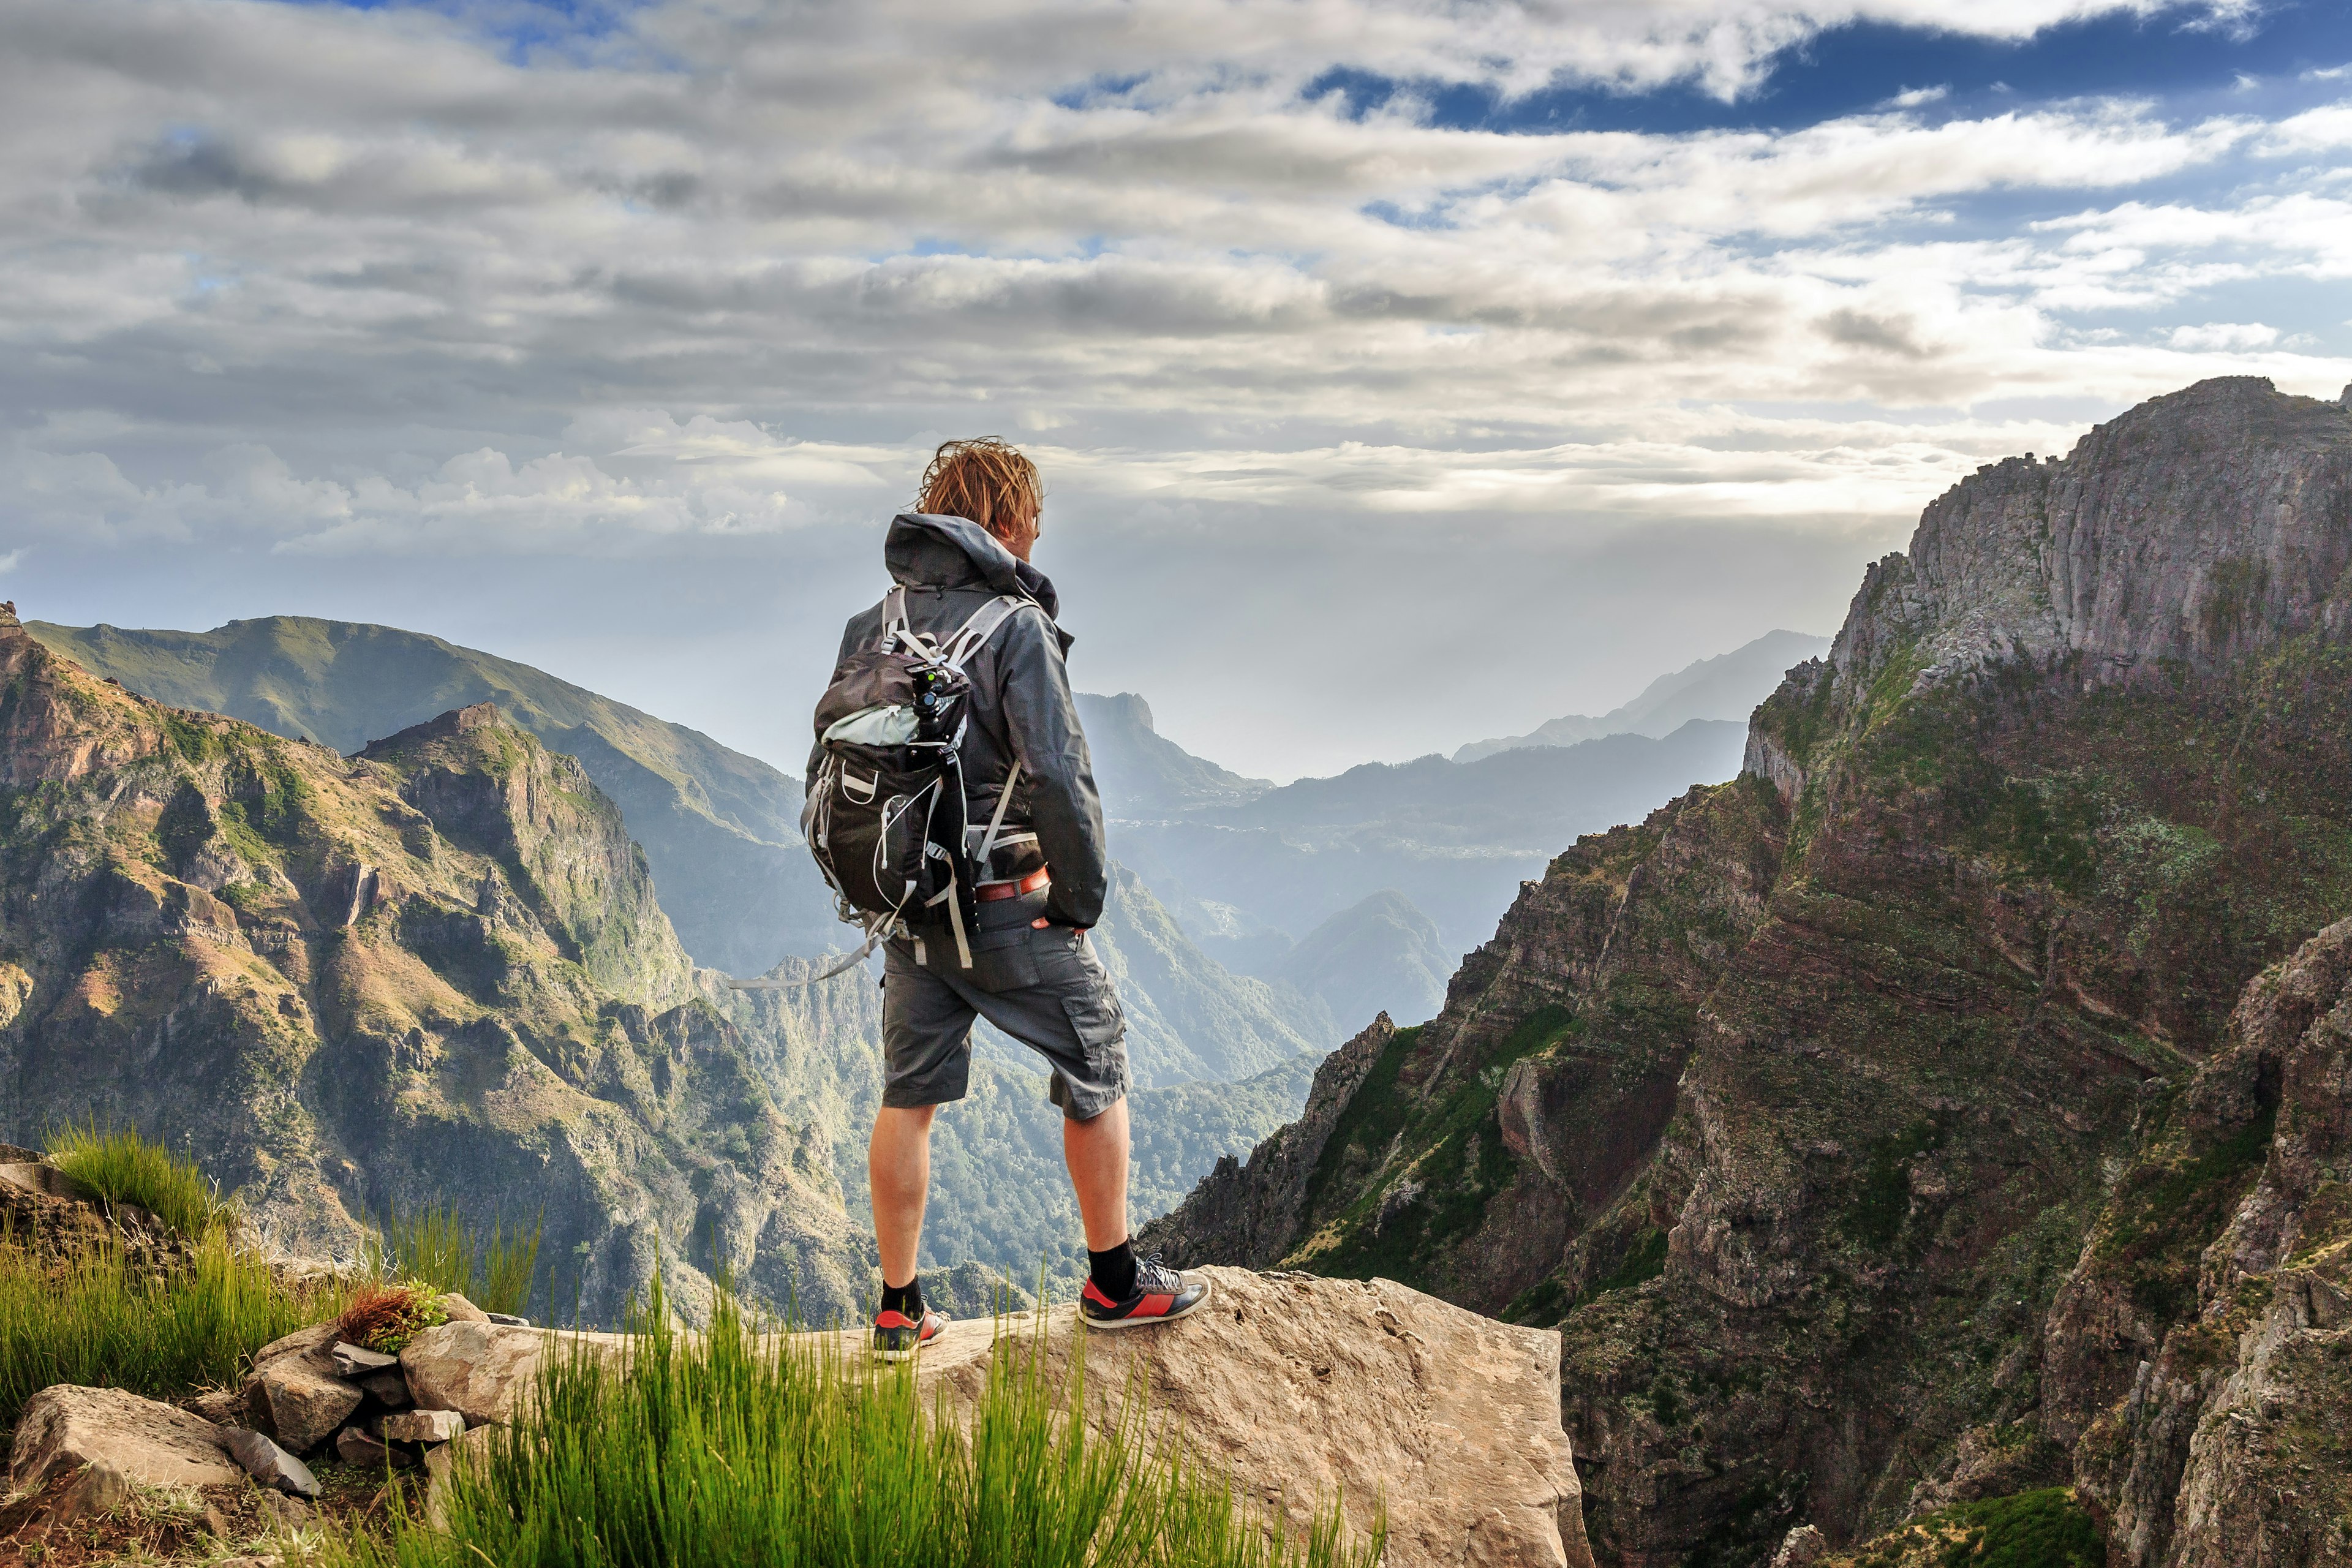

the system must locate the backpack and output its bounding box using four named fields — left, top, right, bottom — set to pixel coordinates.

left=786, top=586, right=1033, bottom=983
